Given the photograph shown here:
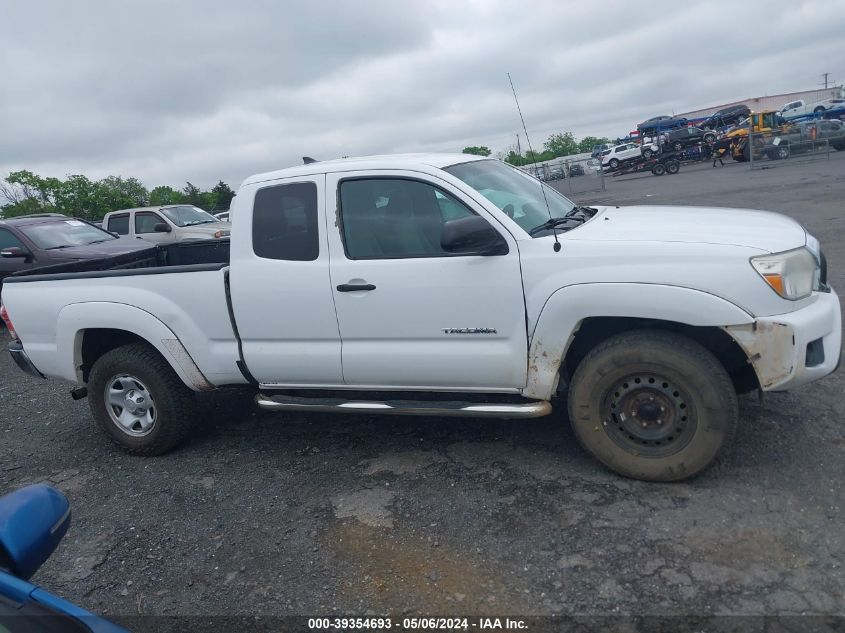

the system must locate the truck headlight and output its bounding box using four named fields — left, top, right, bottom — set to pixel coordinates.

left=750, top=247, right=818, bottom=300
left=214, top=230, right=230, bottom=239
